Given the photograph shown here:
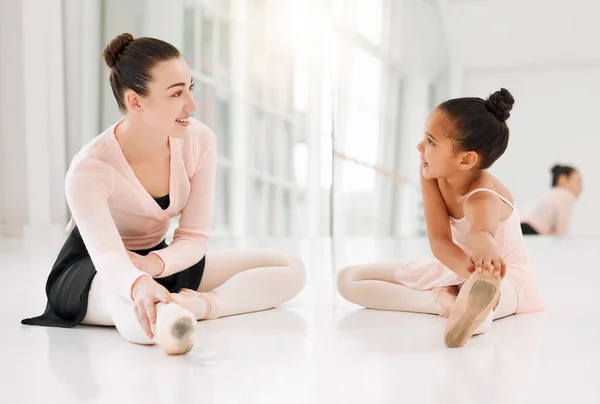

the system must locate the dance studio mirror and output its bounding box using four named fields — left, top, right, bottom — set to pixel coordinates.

left=331, top=0, right=596, bottom=239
